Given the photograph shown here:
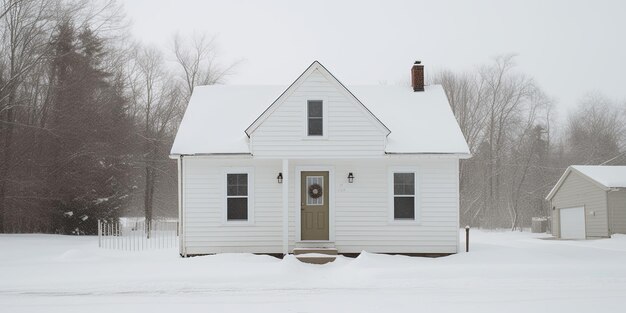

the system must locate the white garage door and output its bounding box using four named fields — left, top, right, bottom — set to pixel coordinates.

left=560, top=207, right=586, bottom=239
